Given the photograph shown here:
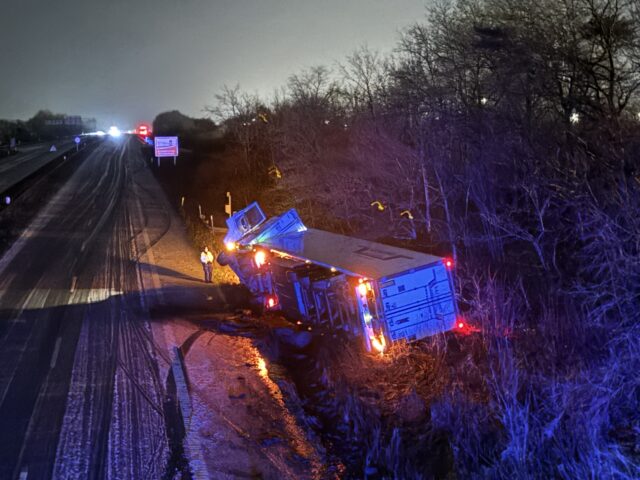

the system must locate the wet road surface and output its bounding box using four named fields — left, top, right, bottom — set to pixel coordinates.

left=0, top=136, right=326, bottom=479
left=0, top=137, right=169, bottom=479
